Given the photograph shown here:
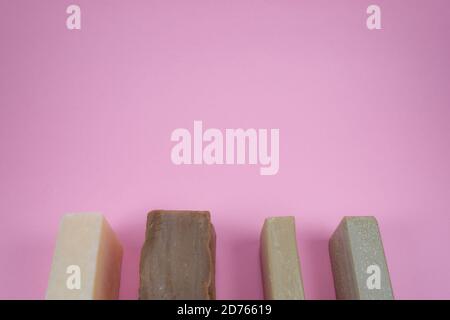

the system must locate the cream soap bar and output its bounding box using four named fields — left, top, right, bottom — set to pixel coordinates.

left=329, top=216, right=394, bottom=300
left=46, top=214, right=123, bottom=300
left=260, top=216, right=305, bottom=299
